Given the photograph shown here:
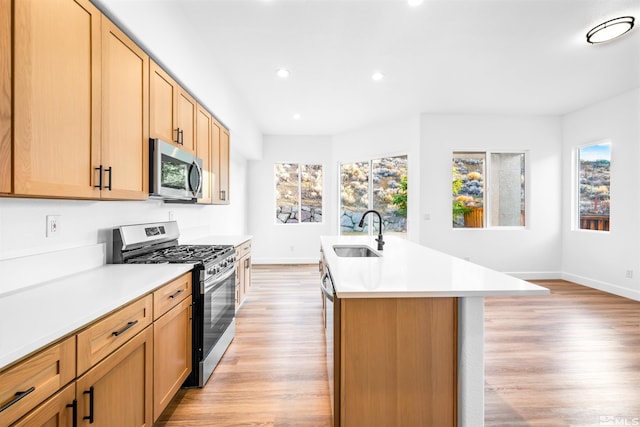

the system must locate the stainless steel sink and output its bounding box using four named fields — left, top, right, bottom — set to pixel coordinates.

left=333, top=245, right=380, bottom=258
